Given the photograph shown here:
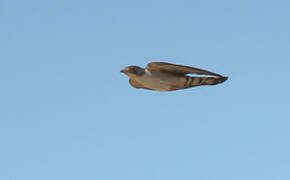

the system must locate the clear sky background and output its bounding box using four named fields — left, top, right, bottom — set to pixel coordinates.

left=1, top=0, right=290, bottom=179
